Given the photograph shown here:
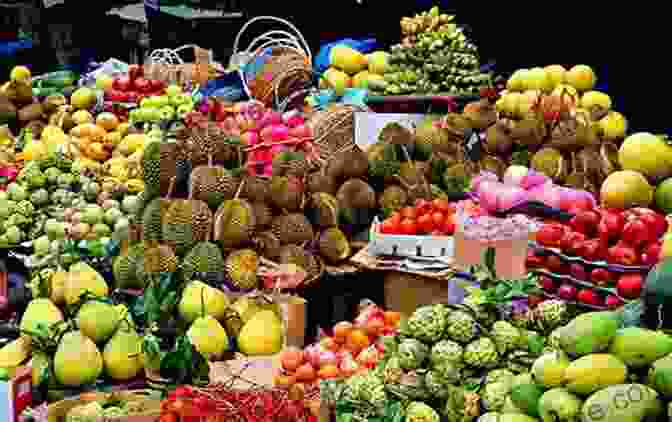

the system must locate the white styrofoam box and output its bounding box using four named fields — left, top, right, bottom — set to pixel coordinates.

left=369, top=217, right=454, bottom=258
